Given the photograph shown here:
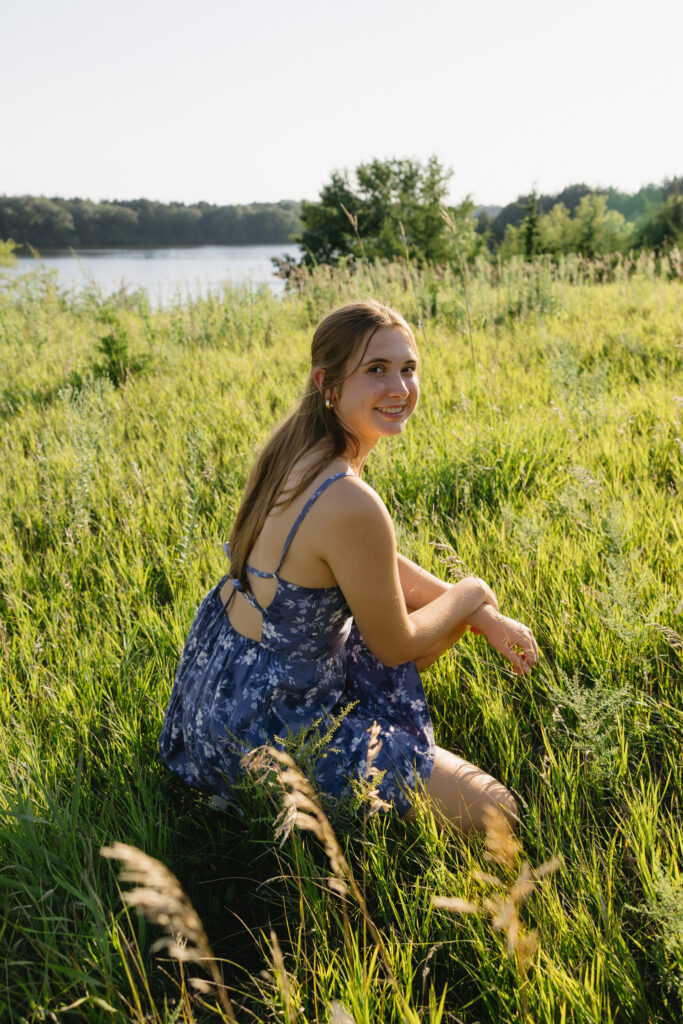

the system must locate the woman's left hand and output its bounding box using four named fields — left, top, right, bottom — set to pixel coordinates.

left=469, top=604, right=540, bottom=675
